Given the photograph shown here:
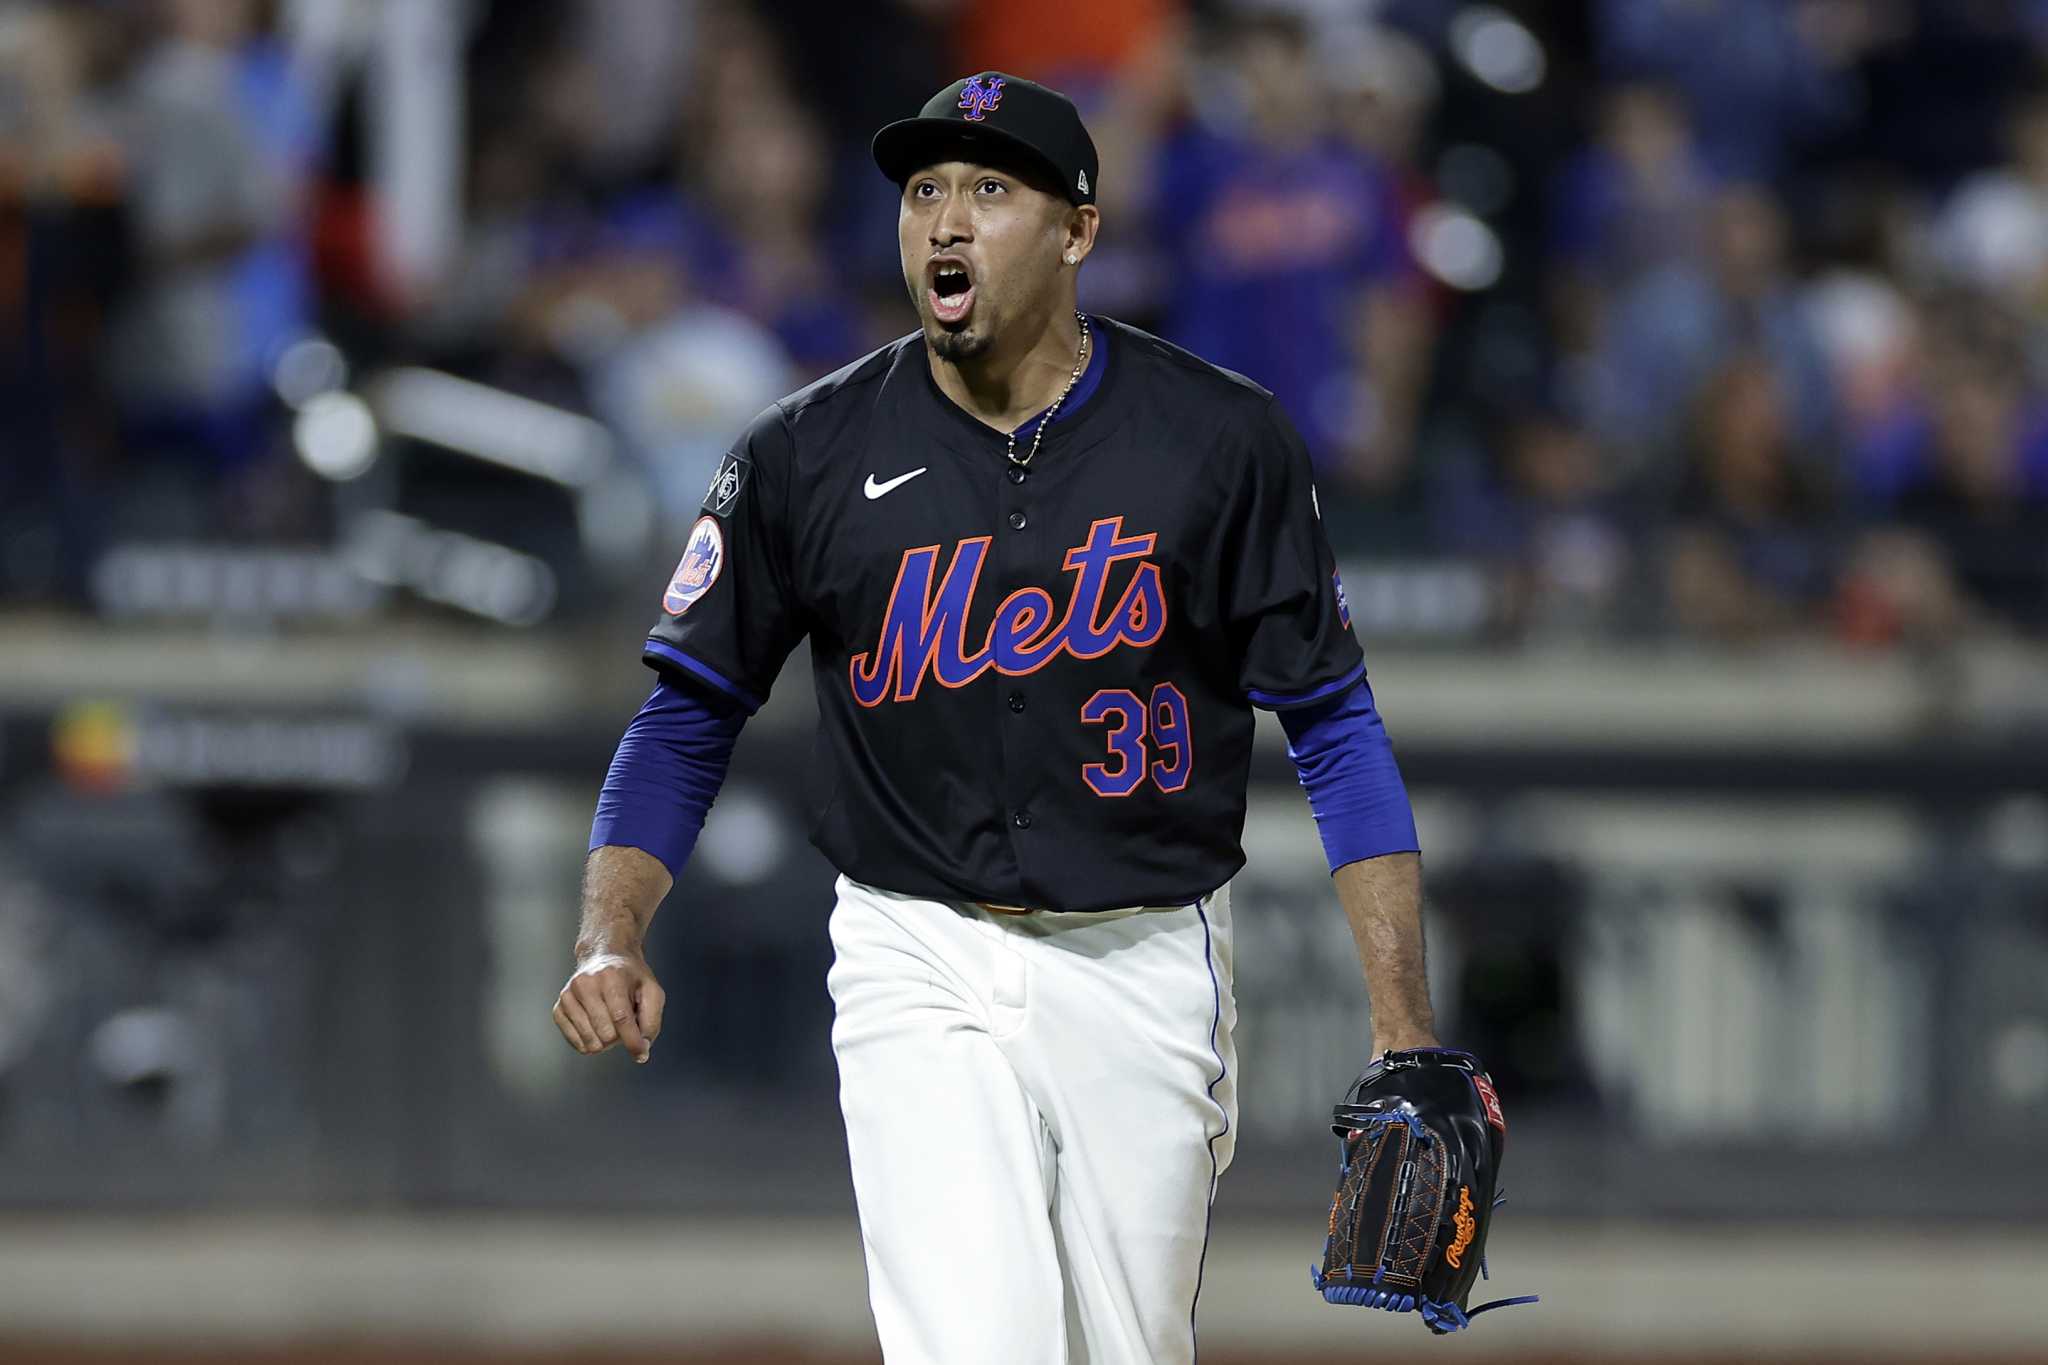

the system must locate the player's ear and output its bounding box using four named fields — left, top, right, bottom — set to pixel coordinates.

left=1062, top=204, right=1100, bottom=267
